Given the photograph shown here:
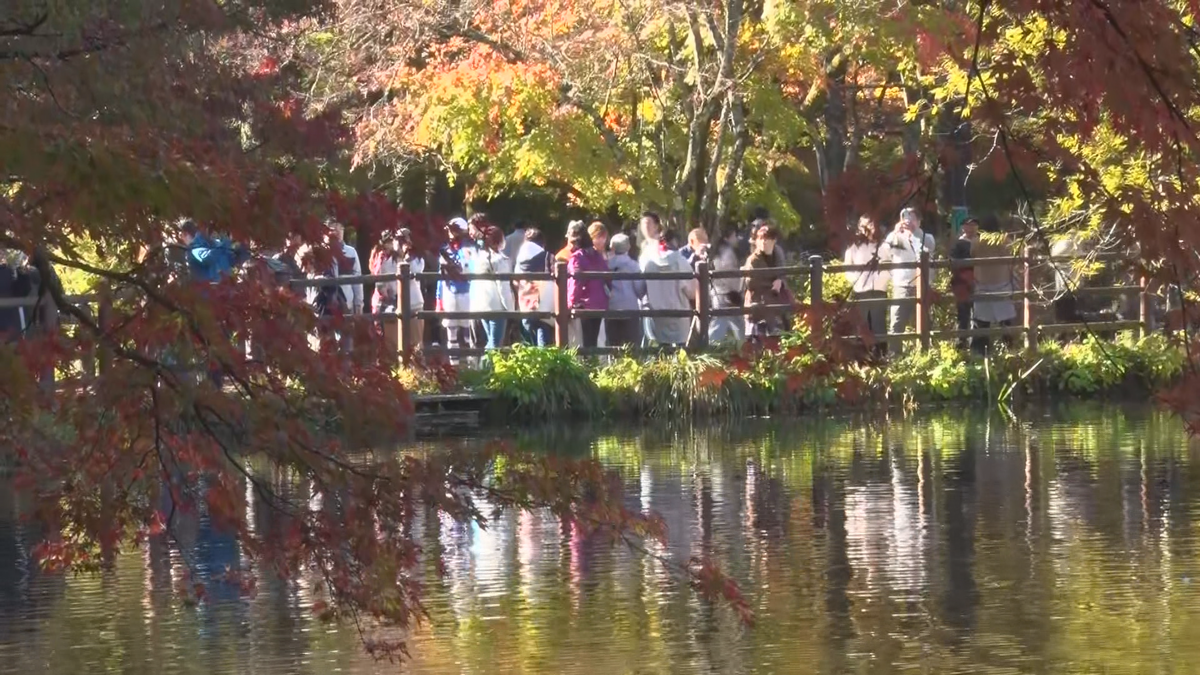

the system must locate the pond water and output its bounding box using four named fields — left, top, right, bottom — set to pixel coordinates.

left=1, top=404, right=1198, bottom=674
